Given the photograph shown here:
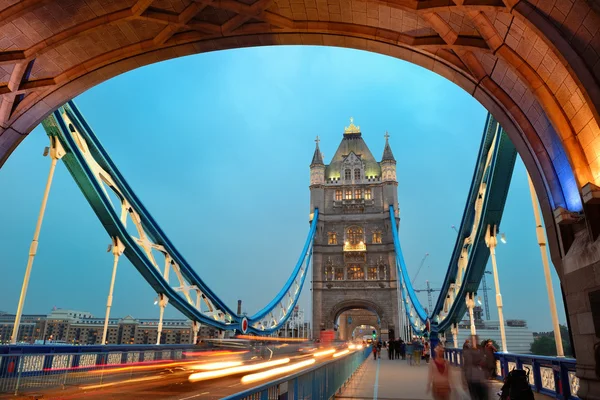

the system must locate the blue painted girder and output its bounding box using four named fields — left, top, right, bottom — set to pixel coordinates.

left=42, top=101, right=317, bottom=335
